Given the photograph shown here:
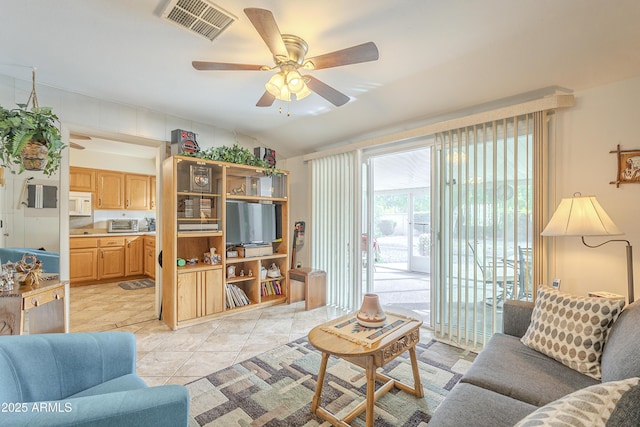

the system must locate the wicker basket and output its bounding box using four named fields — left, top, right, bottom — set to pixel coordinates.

left=20, top=141, right=48, bottom=171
